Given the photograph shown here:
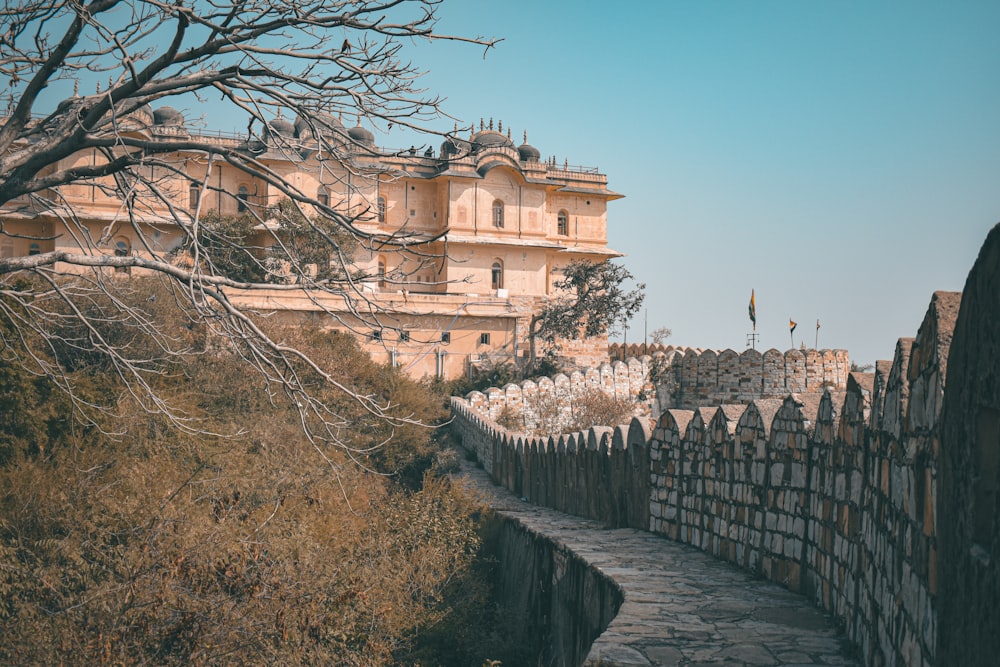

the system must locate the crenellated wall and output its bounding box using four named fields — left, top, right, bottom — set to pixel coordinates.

left=462, top=357, right=654, bottom=433
left=463, top=347, right=850, bottom=435
left=451, top=401, right=652, bottom=530
left=453, top=318, right=941, bottom=664
left=452, top=224, right=1000, bottom=667
left=646, top=289, right=955, bottom=667
left=649, top=346, right=851, bottom=410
